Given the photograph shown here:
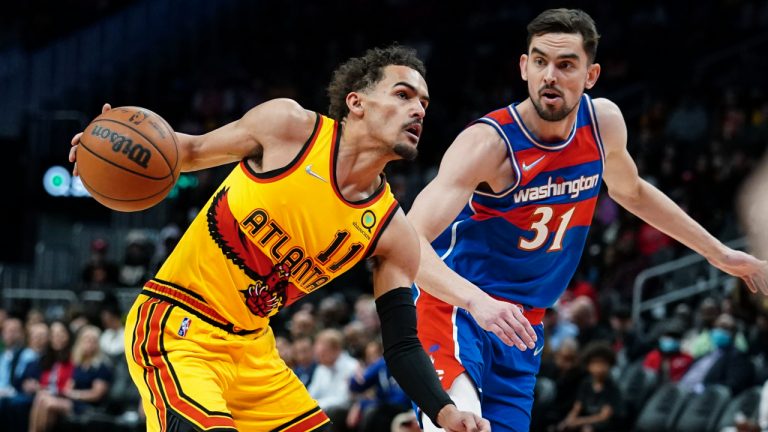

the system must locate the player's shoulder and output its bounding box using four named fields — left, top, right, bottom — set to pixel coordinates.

left=241, top=98, right=318, bottom=144
left=591, top=98, right=624, bottom=124
left=591, top=97, right=627, bottom=149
